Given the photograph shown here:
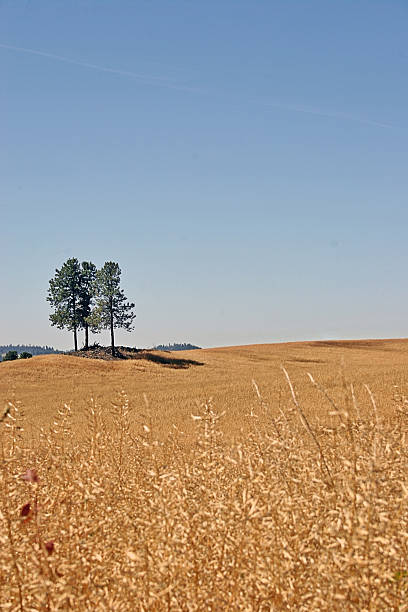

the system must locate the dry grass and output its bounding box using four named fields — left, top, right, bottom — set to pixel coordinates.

left=1, top=339, right=408, bottom=609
